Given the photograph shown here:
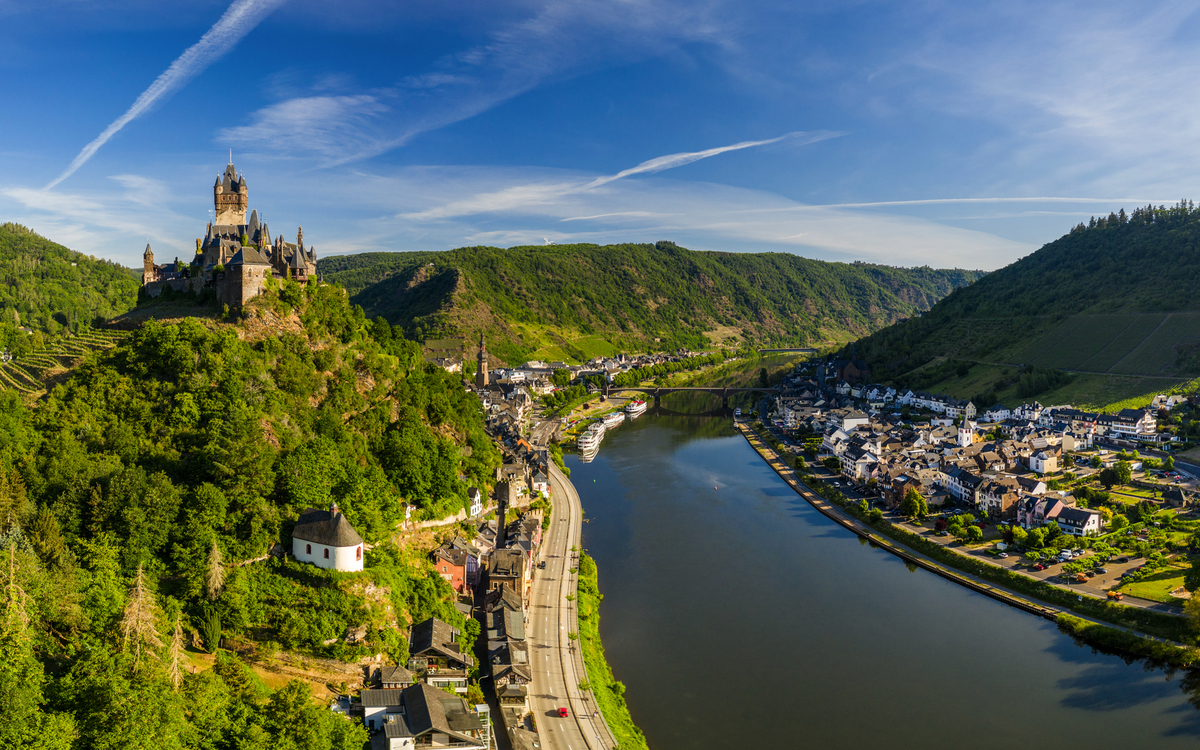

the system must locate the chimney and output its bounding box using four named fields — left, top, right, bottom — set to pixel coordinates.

left=330, top=502, right=340, bottom=516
